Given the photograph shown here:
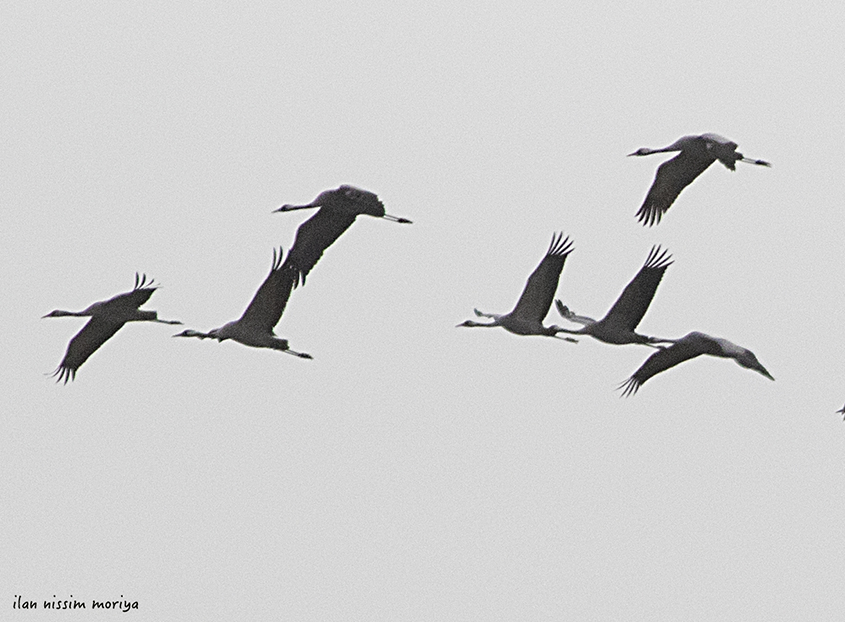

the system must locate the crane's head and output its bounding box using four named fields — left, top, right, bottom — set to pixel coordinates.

left=42, top=309, right=75, bottom=318
left=456, top=320, right=485, bottom=328
left=627, top=147, right=654, bottom=157
left=734, top=349, right=774, bottom=381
